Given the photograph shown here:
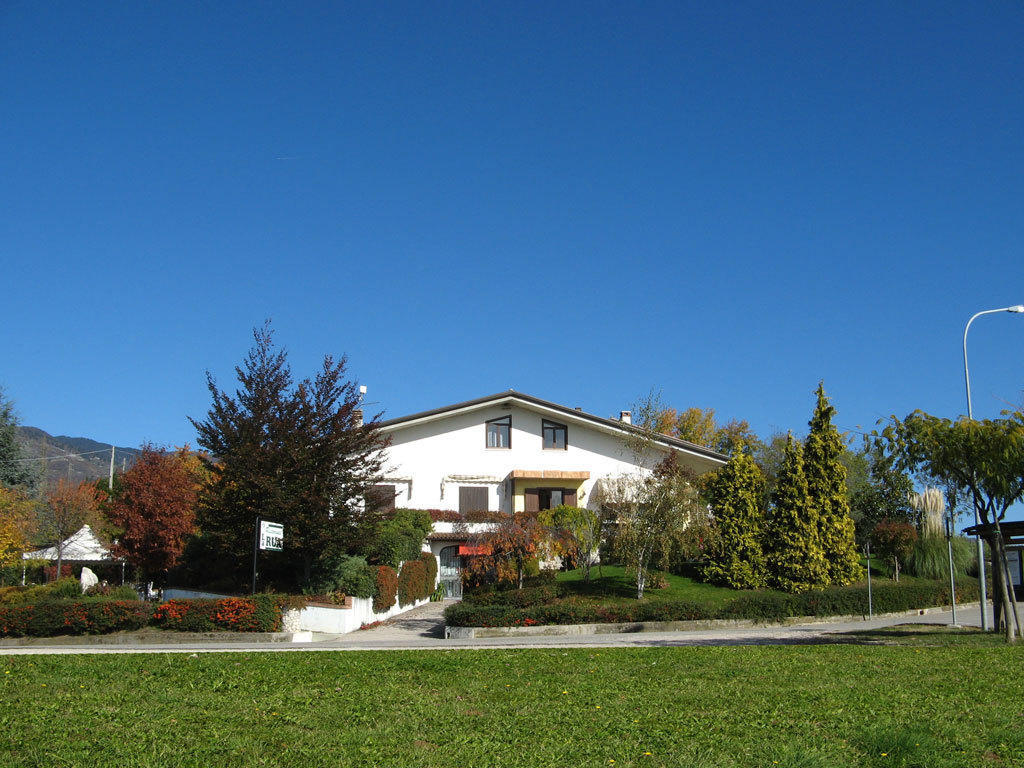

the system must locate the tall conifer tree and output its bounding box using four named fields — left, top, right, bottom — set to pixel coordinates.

left=804, top=383, right=862, bottom=585
left=703, top=448, right=767, bottom=589
left=763, top=433, right=828, bottom=592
